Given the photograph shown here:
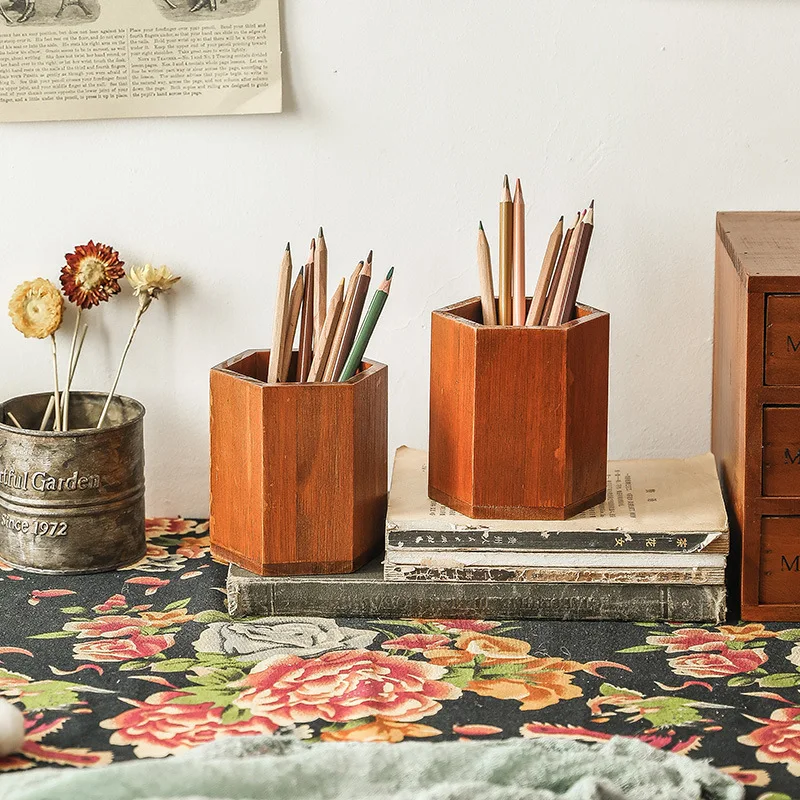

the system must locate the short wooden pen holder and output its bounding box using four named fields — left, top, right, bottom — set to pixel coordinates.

left=429, top=298, right=609, bottom=519
left=210, top=350, right=388, bottom=576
